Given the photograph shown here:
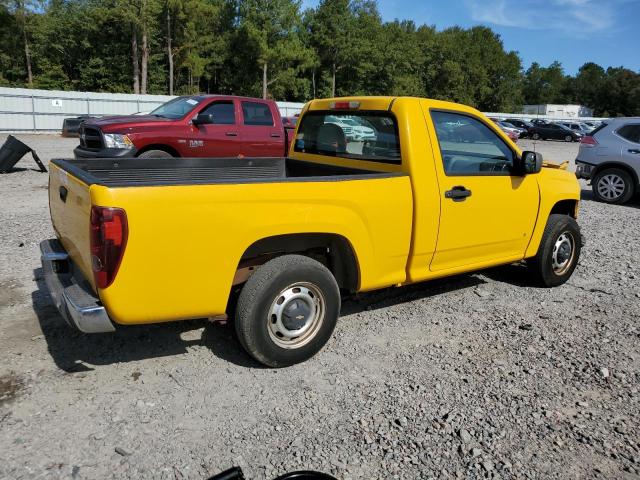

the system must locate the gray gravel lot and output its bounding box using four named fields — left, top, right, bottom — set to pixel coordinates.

left=0, top=134, right=639, bottom=480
